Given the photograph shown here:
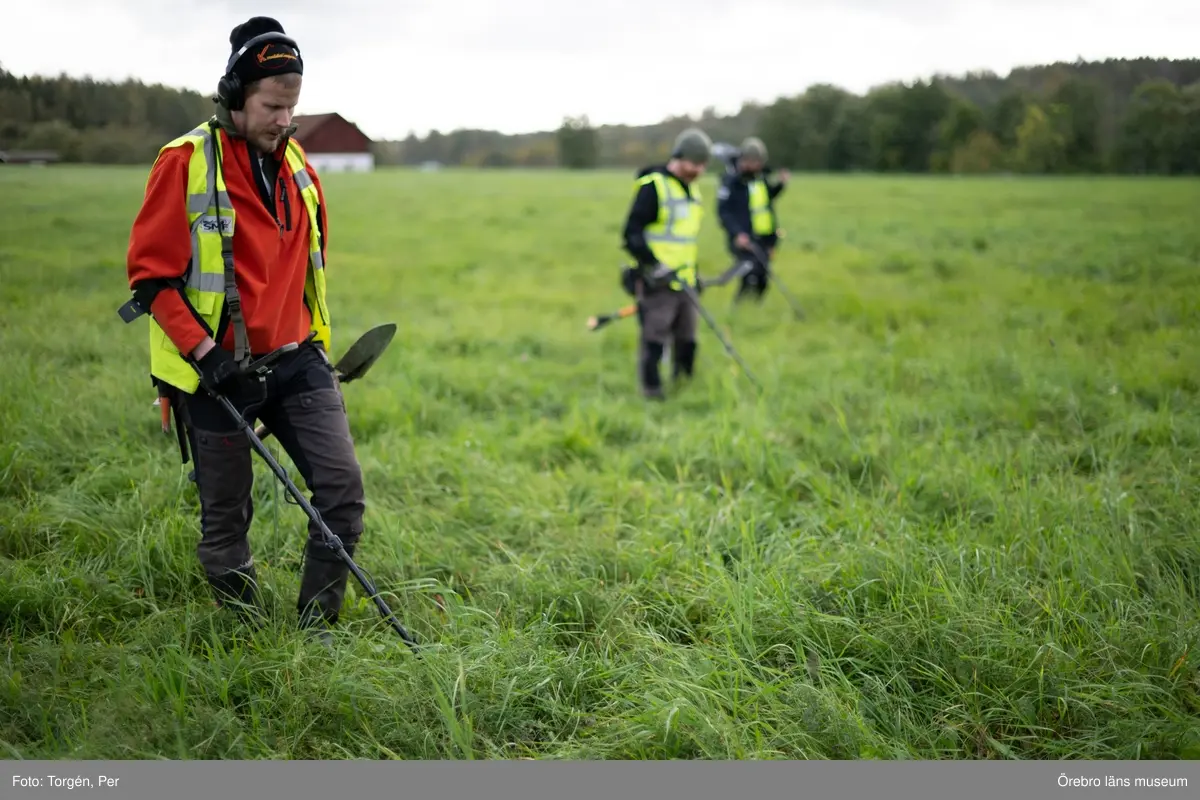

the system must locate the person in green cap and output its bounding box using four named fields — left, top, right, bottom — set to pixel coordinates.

left=716, top=136, right=790, bottom=302
left=620, top=127, right=713, bottom=400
